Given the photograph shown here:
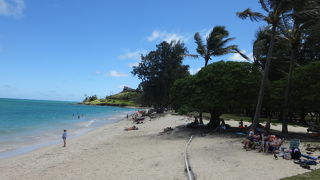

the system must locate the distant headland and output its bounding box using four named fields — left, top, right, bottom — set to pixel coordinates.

left=80, top=86, right=142, bottom=107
